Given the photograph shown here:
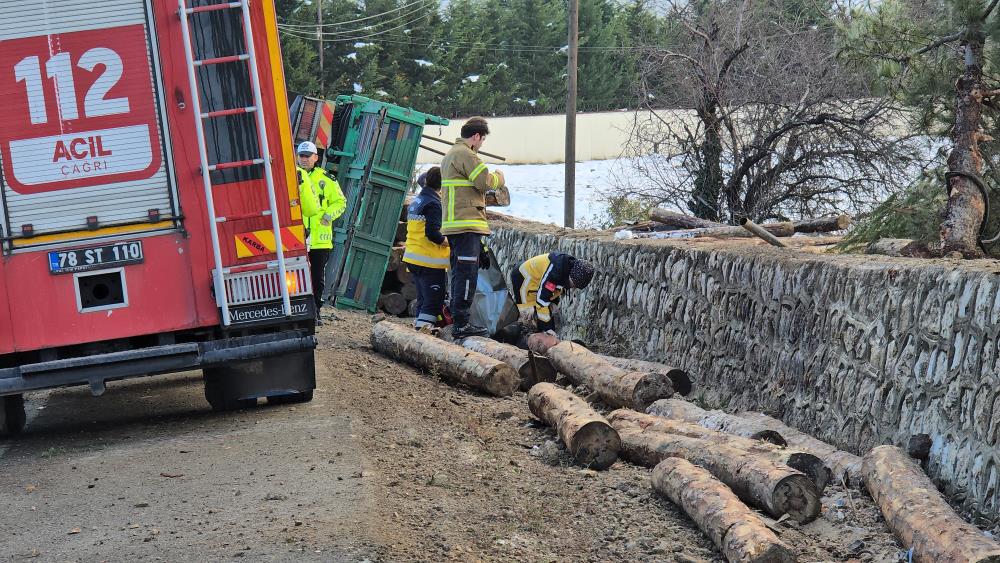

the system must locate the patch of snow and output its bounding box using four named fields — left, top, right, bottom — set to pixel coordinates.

left=527, top=99, right=537, bottom=107
left=345, top=52, right=357, bottom=60
left=353, top=82, right=363, bottom=93
left=353, top=42, right=372, bottom=48
left=376, top=89, right=388, bottom=97
left=432, top=79, right=442, bottom=85
left=465, top=74, right=480, bottom=83
left=496, top=62, right=508, bottom=69
left=414, top=59, right=434, bottom=67
left=558, top=45, right=568, bottom=53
